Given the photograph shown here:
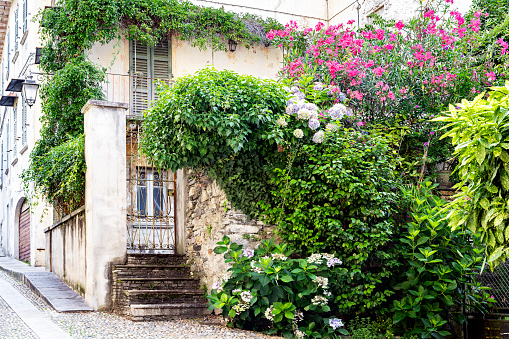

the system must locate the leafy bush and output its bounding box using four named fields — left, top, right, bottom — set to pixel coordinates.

left=207, top=236, right=348, bottom=338
left=392, top=182, right=493, bottom=338
left=347, top=317, right=394, bottom=339
left=22, top=60, right=105, bottom=214
left=39, top=0, right=282, bottom=71
left=22, top=134, right=86, bottom=212
left=141, top=67, right=287, bottom=219
left=434, top=83, right=509, bottom=261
